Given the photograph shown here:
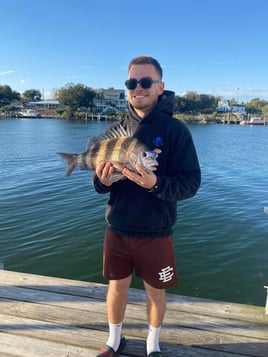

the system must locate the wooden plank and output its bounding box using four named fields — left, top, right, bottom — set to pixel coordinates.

left=1, top=285, right=267, bottom=341
left=265, top=286, right=268, bottom=315
left=0, top=270, right=266, bottom=323
left=0, top=270, right=102, bottom=296
left=0, top=312, right=103, bottom=347
left=0, top=306, right=265, bottom=349
left=0, top=332, right=247, bottom=357
left=0, top=270, right=267, bottom=356
left=0, top=284, right=100, bottom=310
left=0, top=332, right=94, bottom=357
left=0, top=287, right=268, bottom=339
left=0, top=296, right=267, bottom=356
left=0, top=312, right=255, bottom=357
